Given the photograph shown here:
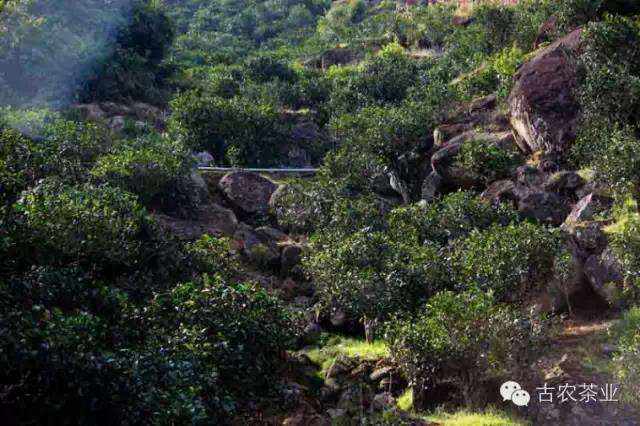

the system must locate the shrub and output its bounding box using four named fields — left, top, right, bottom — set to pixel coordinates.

left=407, top=3, right=457, bottom=48
left=608, top=201, right=640, bottom=302
left=146, top=276, right=298, bottom=417
left=387, top=192, right=518, bottom=246
left=571, top=15, right=640, bottom=168
left=269, top=180, right=339, bottom=233
left=185, top=235, right=240, bottom=281
left=0, top=116, right=112, bottom=199
left=14, top=181, right=158, bottom=270
left=90, top=134, right=196, bottom=211
left=460, top=138, right=523, bottom=186
left=83, top=0, right=175, bottom=102
left=454, top=44, right=526, bottom=101
left=244, top=56, right=297, bottom=83
left=452, top=222, right=560, bottom=303
left=324, top=99, right=448, bottom=190
left=610, top=306, right=640, bottom=407
left=474, top=3, right=517, bottom=51
left=385, top=290, right=549, bottom=410
left=0, top=124, right=35, bottom=204
left=0, top=300, right=134, bottom=425
left=306, top=230, right=445, bottom=328
left=595, top=126, right=640, bottom=199
left=168, top=91, right=291, bottom=166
